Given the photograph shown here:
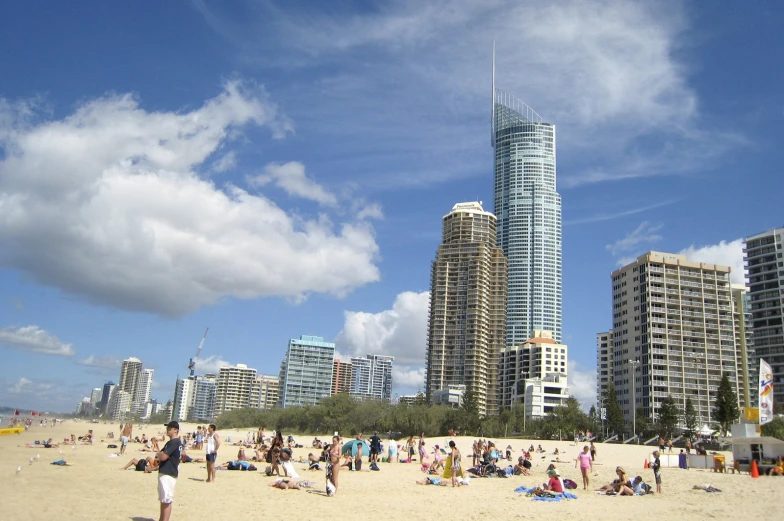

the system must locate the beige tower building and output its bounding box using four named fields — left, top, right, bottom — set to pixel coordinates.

left=596, top=330, right=614, bottom=400
left=251, top=375, right=280, bottom=411
left=425, top=202, right=507, bottom=416
left=332, top=359, right=353, bottom=395
left=611, top=252, right=739, bottom=431
left=214, top=364, right=257, bottom=416
left=499, top=331, right=569, bottom=417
